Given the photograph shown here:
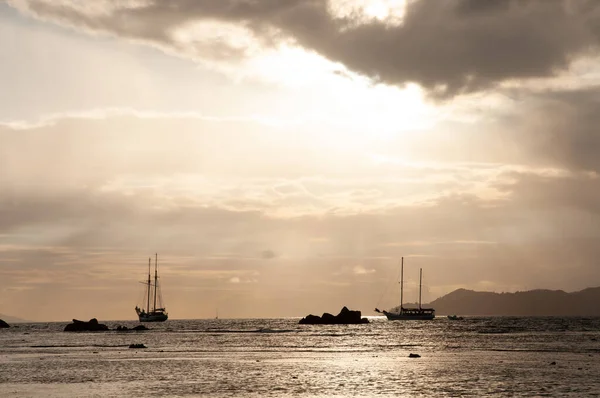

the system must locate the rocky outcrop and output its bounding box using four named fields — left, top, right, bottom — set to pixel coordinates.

left=299, top=306, right=369, bottom=324
left=64, top=318, right=109, bottom=332
left=0, top=319, right=9, bottom=328
left=64, top=319, right=151, bottom=332
left=116, top=325, right=149, bottom=331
